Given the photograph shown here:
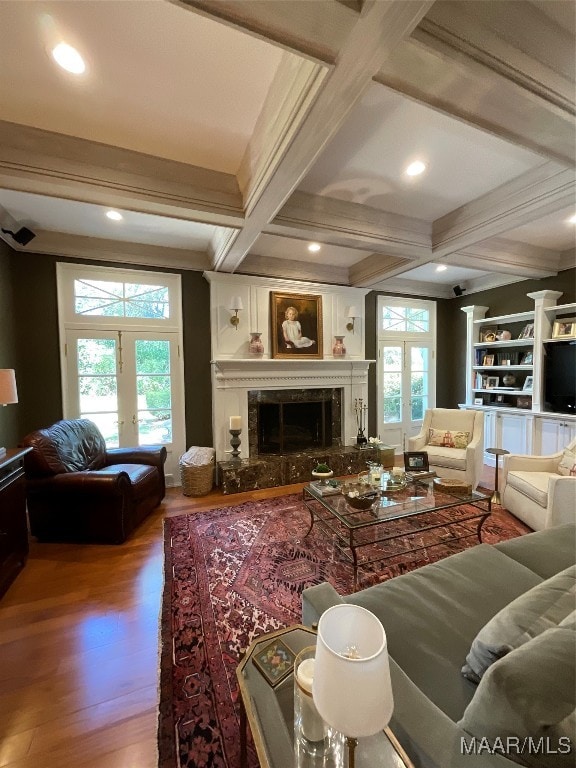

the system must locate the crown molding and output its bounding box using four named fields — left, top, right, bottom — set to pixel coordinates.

left=237, top=253, right=349, bottom=286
